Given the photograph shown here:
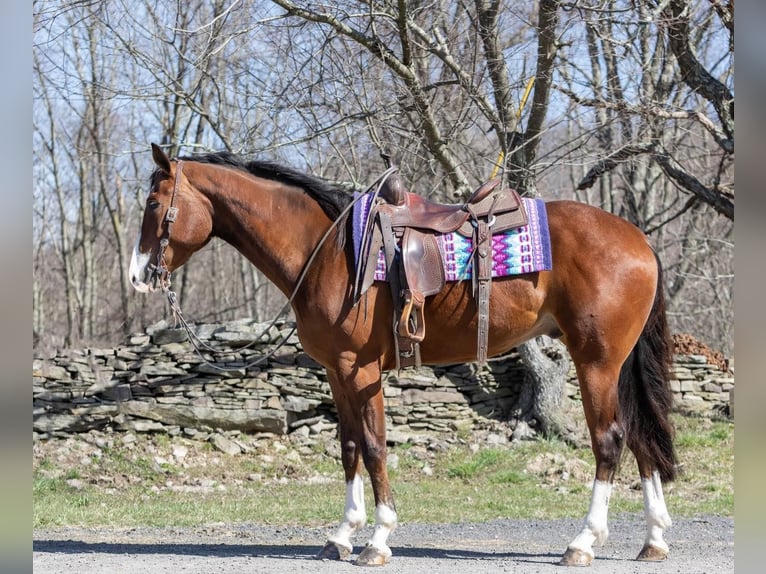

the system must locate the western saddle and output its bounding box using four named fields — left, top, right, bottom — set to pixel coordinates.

left=354, top=168, right=528, bottom=369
